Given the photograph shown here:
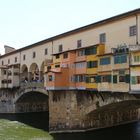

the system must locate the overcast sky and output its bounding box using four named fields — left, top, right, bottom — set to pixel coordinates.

left=0, top=0, right=140, bottom=54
